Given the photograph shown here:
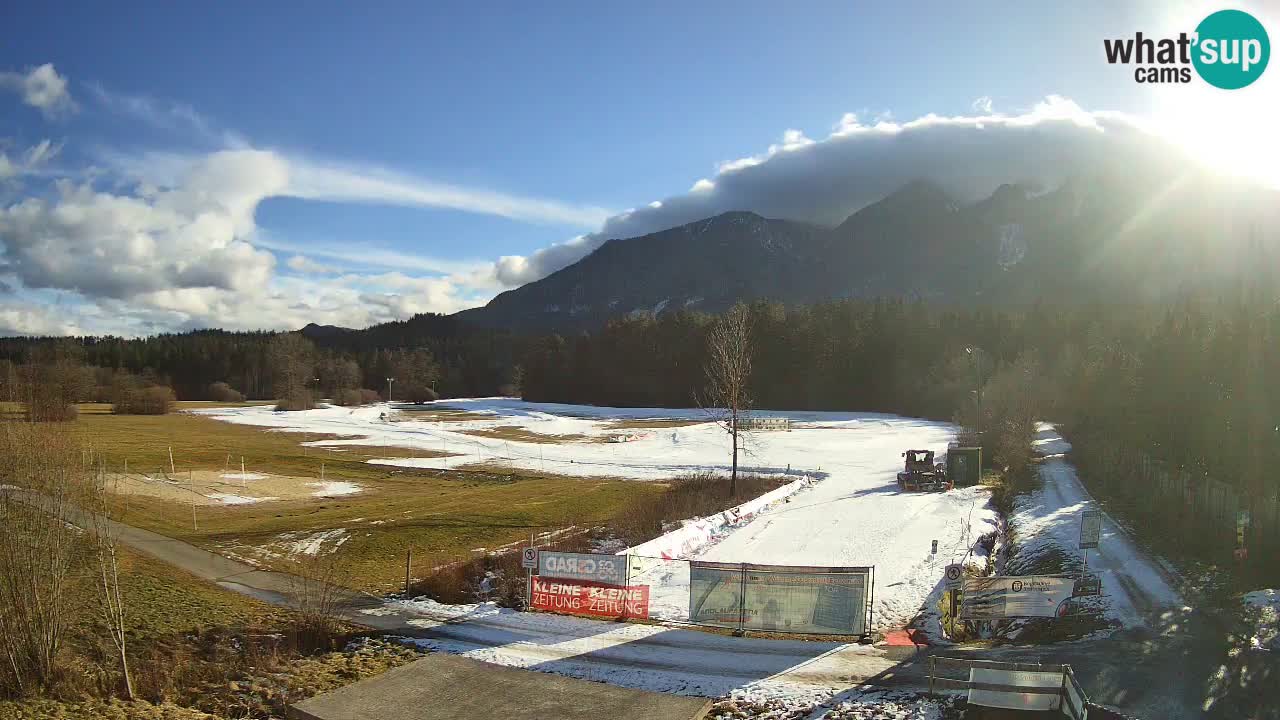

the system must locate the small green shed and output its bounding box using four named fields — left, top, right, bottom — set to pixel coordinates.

left=947, top=447, right=982, bottom=486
